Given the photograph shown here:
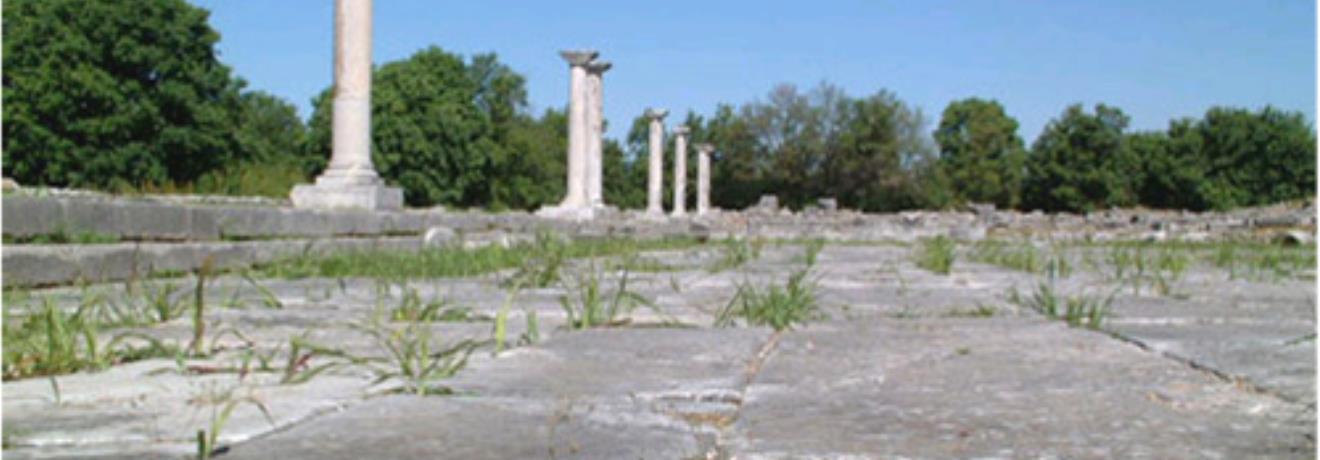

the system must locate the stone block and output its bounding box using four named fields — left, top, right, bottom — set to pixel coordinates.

left=290, top=182, right=403, bottom=212
left=1, top=195, right=65, bottom=237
